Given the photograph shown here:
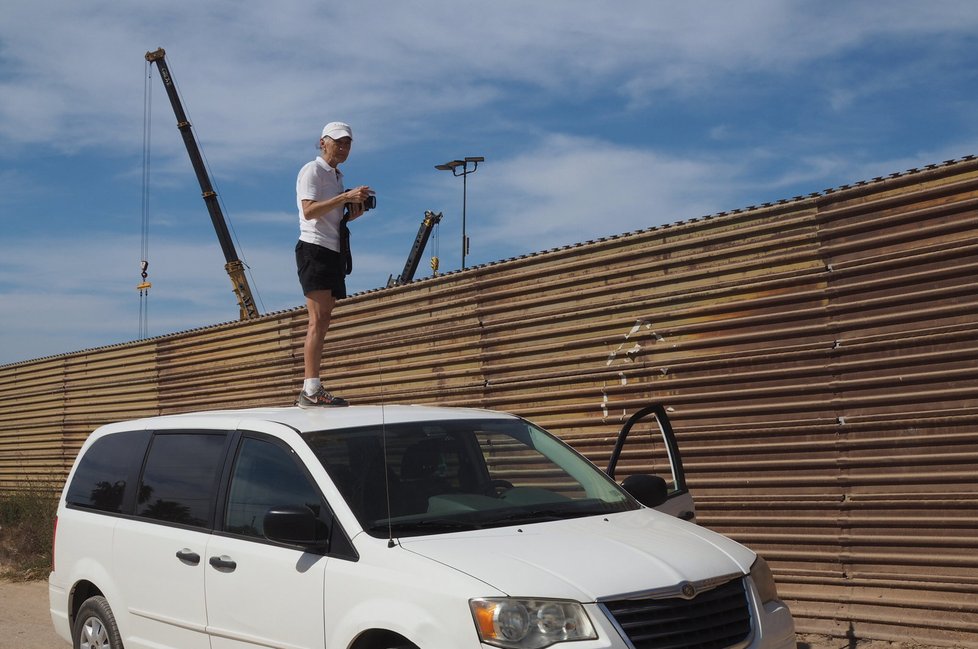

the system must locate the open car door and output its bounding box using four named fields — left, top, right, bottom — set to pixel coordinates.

left=606, top=404, right=696, bottom=522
